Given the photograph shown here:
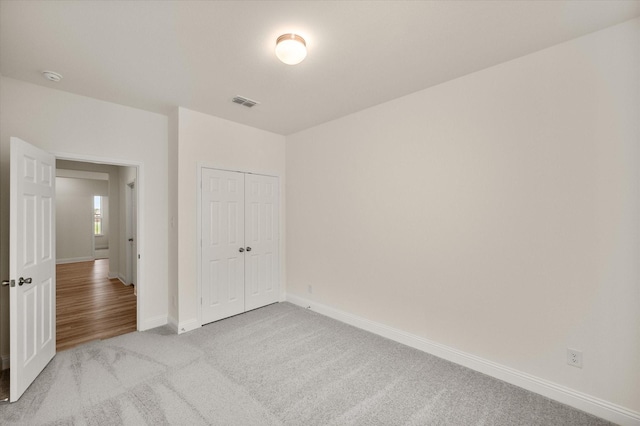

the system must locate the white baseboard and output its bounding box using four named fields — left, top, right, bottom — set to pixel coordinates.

left=56, top=256, right=94, bottom=264
left=139, top=314, right=167, bottom=331
left=1, top=354, right=9, bottom=370
left=94, top=249, right=109, bottom=259
left=177, top=318, right=200, bottom=334
left=286, top=294, right=640, bottom=426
